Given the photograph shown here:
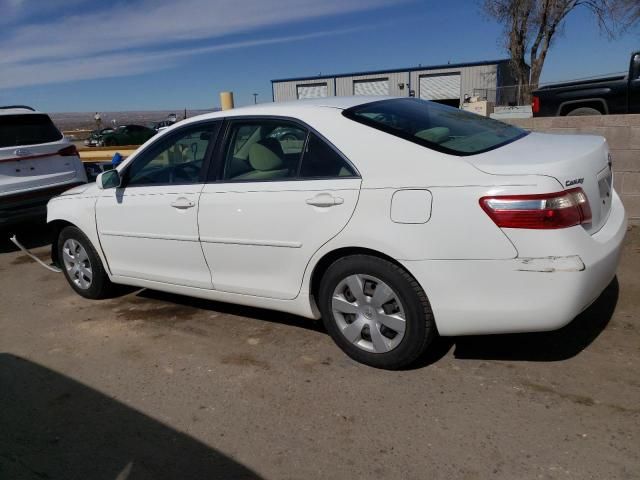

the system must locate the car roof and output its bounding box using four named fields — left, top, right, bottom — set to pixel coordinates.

left=180, top=96, right=395, bottom=125
left=0, top=105, right=43, bottom=116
